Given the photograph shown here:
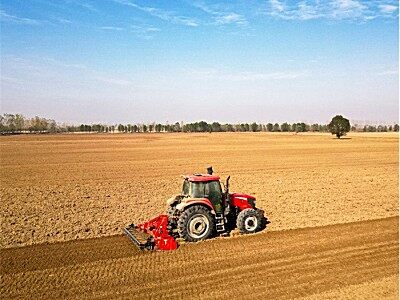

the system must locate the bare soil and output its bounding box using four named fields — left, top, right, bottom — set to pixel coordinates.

left=1, top=217, right=398, bottom=299
left=0, top=132, right=398, bottom=299
left=1, top=132, right=397, bottom=248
